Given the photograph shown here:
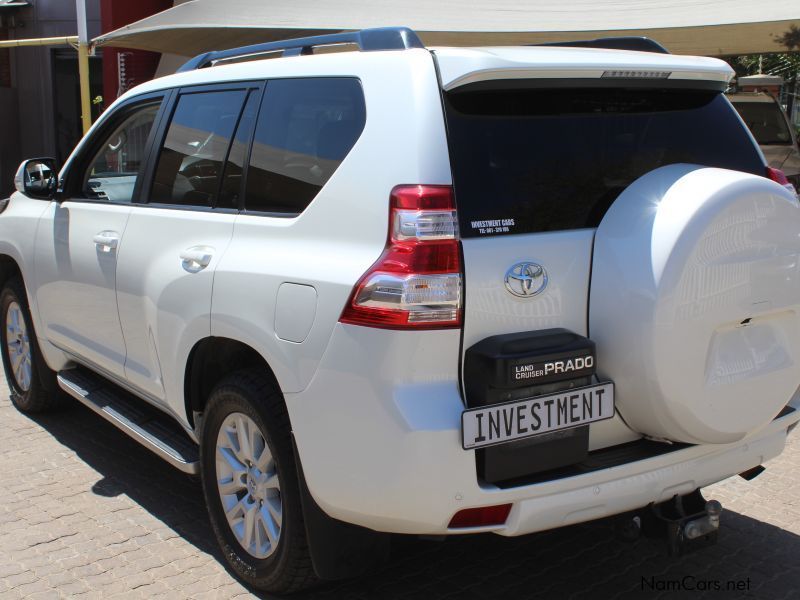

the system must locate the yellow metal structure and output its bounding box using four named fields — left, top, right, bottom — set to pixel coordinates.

left=0, top=35, right=93, bottom=134
left=77, top=41, right=92, bottom=134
